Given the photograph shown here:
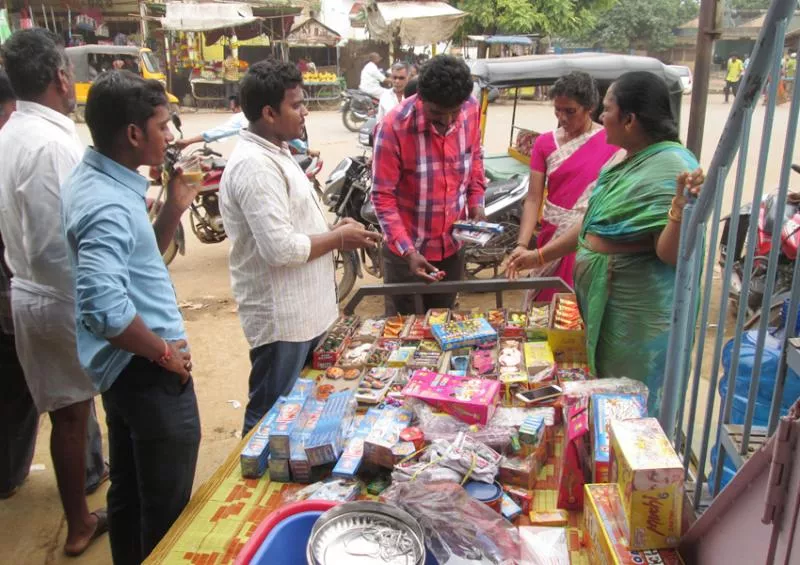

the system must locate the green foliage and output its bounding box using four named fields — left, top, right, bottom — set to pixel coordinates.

left=586, top=0, right=699, bottom=51
left=728, top=0, right=770, bottom=9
